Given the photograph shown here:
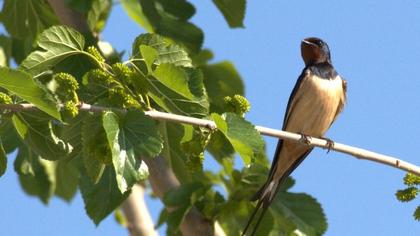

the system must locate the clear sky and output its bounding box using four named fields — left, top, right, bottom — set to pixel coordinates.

left=2, top=0, right=420, bottom=235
